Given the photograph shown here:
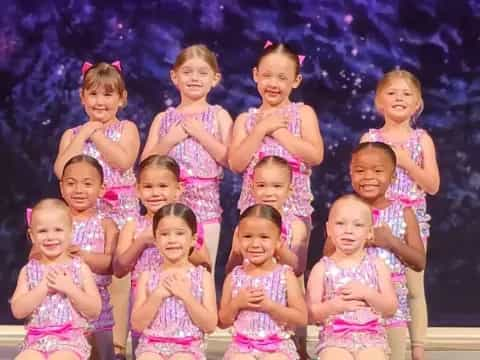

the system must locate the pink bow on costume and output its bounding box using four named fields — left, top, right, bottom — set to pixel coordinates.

left=26, top=208, right=32, bottom=226
left=390, top=195, right=424, bottom=208
left=102, top=189, right=120, bottom=207
left=233, top=333, right=282, bottom=352
left=81, top=60, right=122, bottom=75
left=371, top=208, right=380, bottom=224
left=27, top=323, right=75, bottom=344
left=332, top=318, right=380, bottom=336
left=264, top=40, right=305, bottom=65
left=147, top=335, right=198, bottom=346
